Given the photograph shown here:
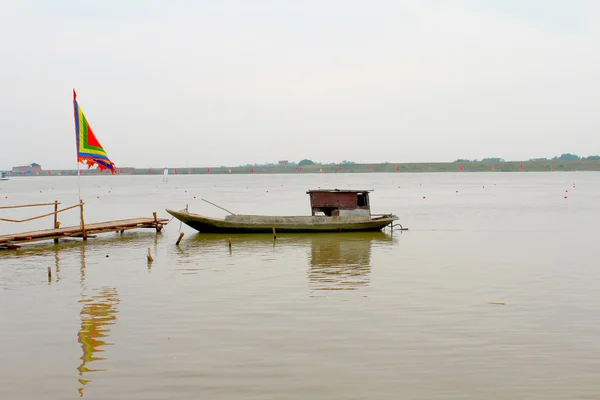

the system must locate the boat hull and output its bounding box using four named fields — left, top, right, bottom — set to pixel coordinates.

left=166, top=209, right=397, bottom=233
